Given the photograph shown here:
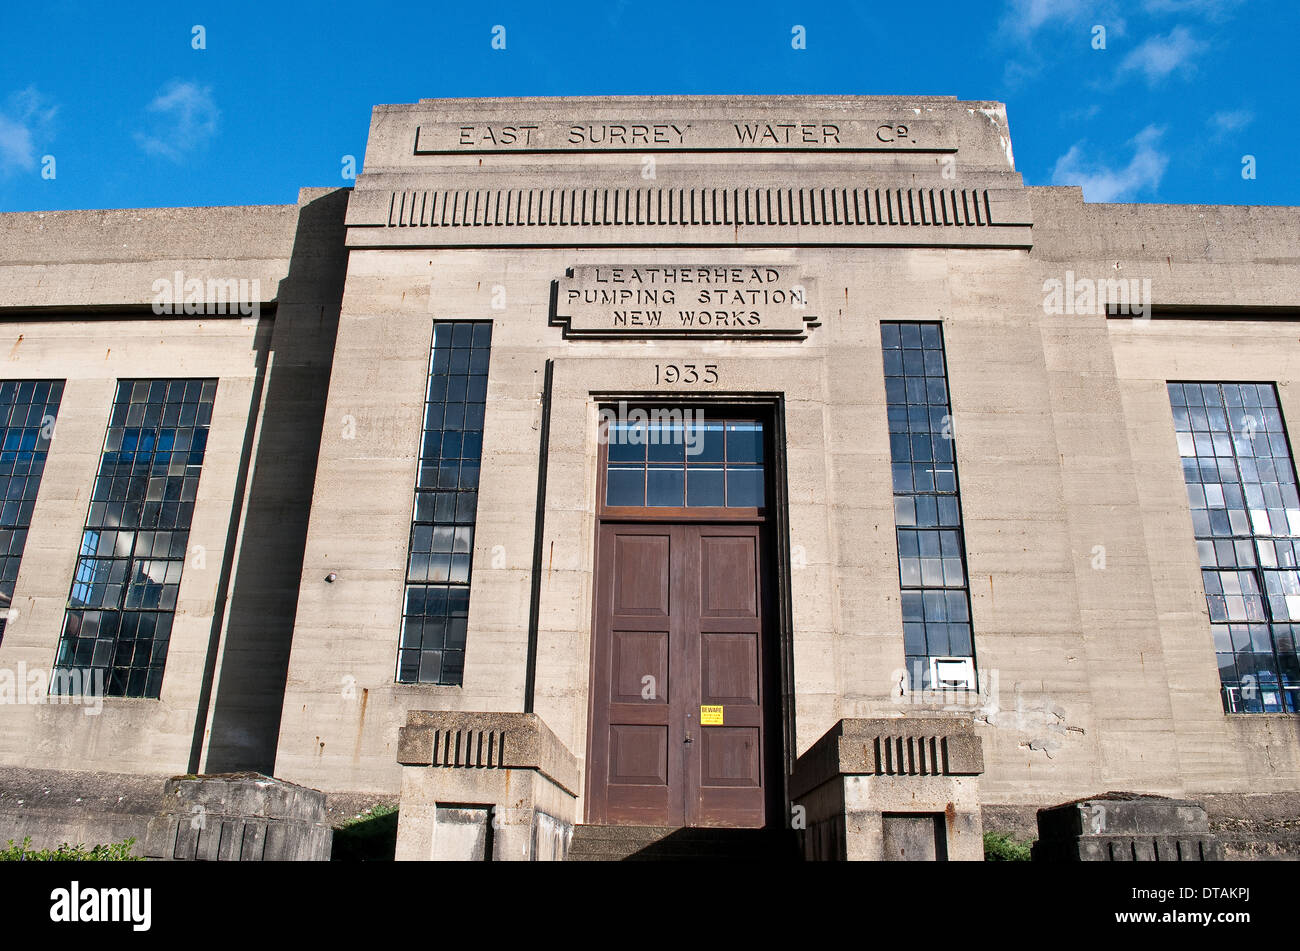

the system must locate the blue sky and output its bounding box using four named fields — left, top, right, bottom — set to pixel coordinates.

left=0, top=0, right=1294, bottom=211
